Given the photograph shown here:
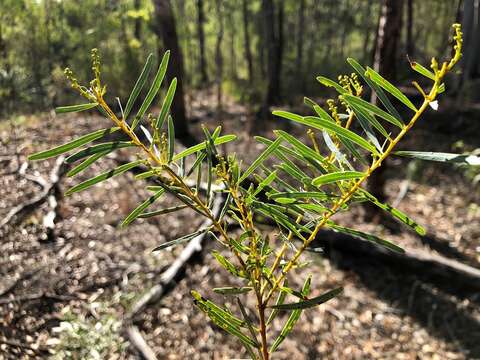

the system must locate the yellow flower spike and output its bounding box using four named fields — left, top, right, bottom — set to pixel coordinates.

left=448, top=23, right=463, bottom=70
